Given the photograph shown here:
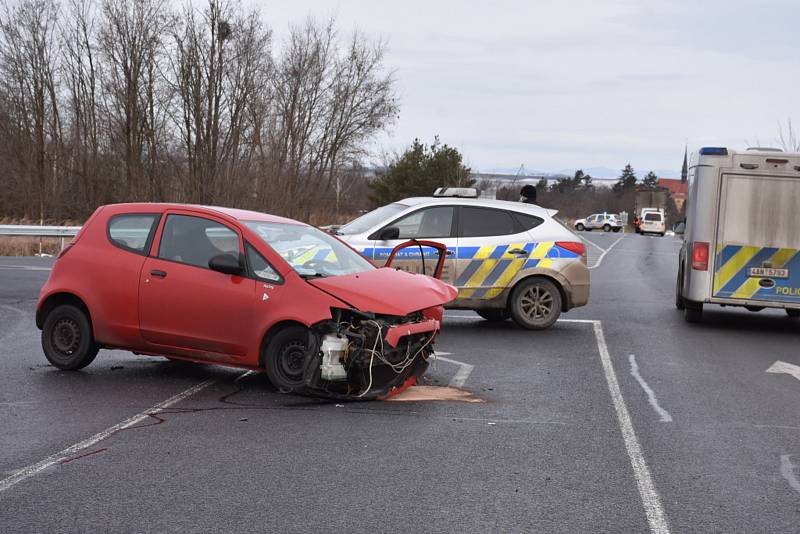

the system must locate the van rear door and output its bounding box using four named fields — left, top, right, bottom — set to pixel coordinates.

left=712, top=173, right=800, bottom=304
